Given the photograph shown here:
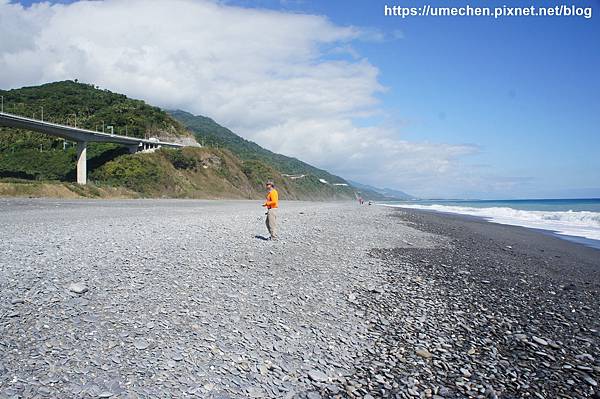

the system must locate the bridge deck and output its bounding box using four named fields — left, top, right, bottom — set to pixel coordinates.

left=0, top=112, right=184, bottom=148
left=0, top=111, right=188, bottom=184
